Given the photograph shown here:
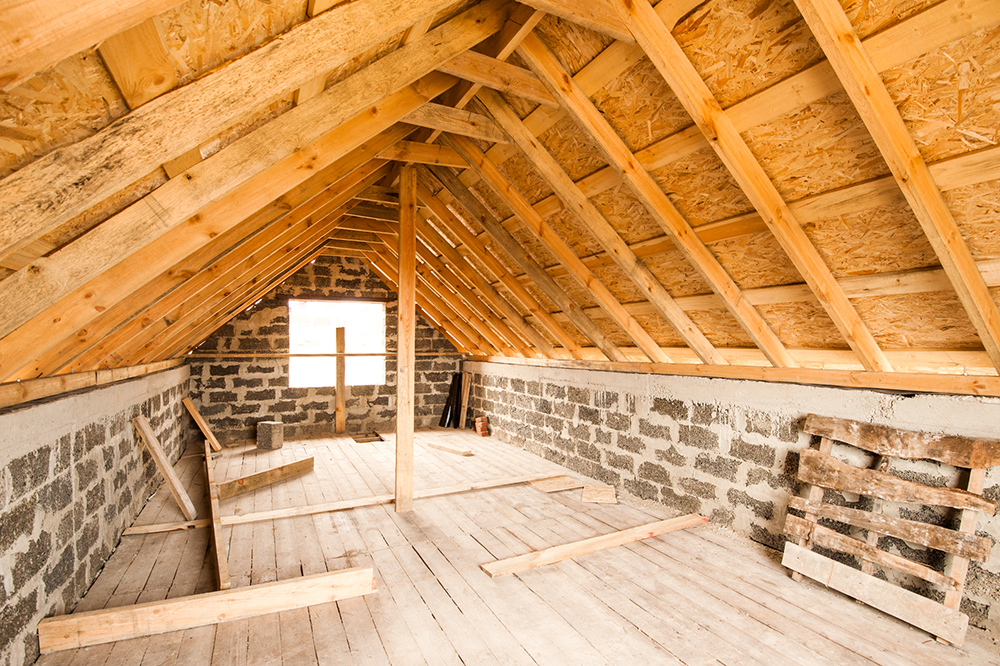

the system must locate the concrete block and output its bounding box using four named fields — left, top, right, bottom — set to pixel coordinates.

left=257, top=421, right=283, bottom=450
